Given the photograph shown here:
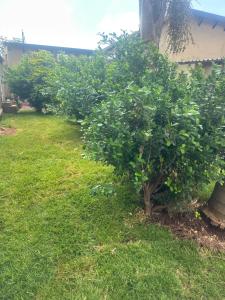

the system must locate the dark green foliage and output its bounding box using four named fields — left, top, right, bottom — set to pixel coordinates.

left=84, top=35, right=225, bottom=212
left=100, top=32, right=152, bottom=89
left=7, top=51, right=56, bottom=111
